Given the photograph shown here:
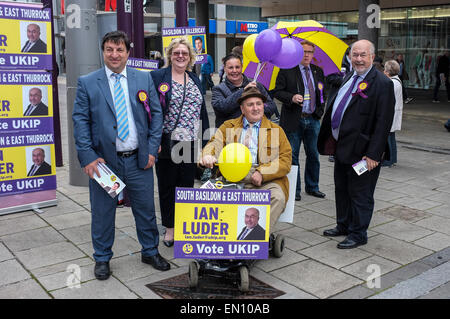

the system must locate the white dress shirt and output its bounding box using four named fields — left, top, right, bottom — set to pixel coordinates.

left=105, top=66, right=139, bottom=152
